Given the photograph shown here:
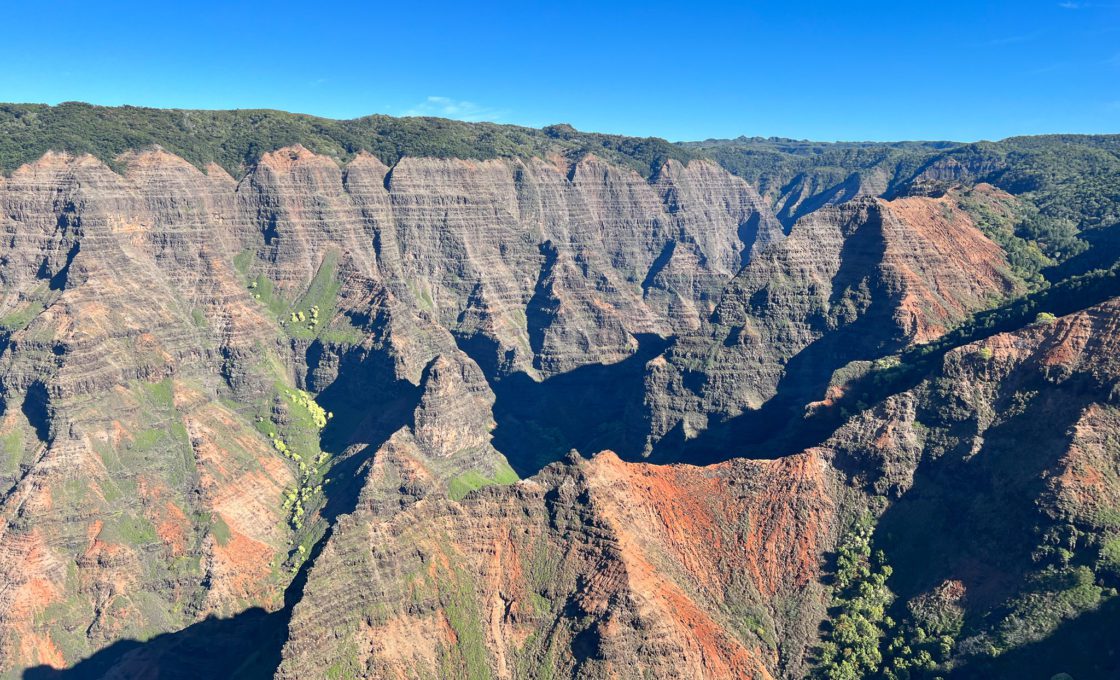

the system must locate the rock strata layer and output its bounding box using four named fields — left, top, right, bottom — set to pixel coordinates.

left=0, top=138, right=1109, bottom=680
